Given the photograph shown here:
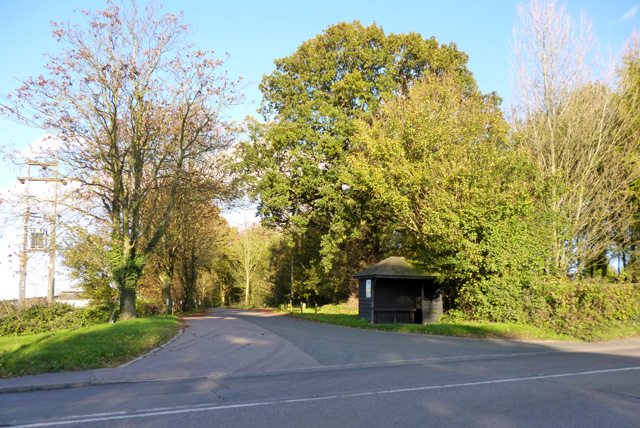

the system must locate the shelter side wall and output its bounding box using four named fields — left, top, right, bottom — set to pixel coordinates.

left=423, top=284, right=443, bottom=324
